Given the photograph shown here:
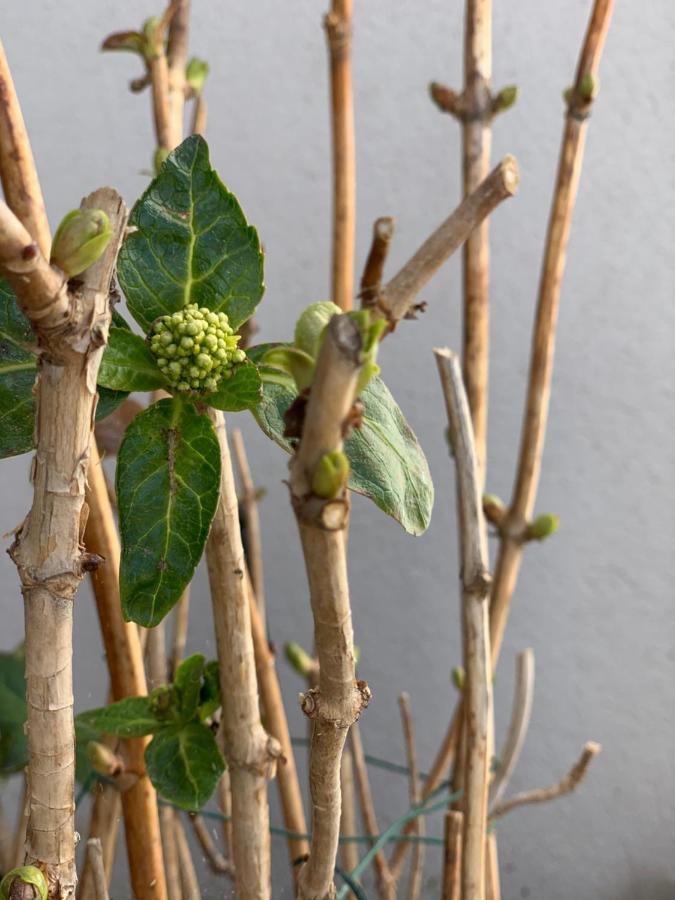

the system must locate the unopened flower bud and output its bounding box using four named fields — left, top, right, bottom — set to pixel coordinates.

left=86, top=741, right=123, bottom=778
left=51, top=209, right=112, bottom=277
left=493, top=84, right=519, bottom=113
left=311, top=450, right=350, bottom=499
left=186, top=57, right=210, bottom=95
left=451, top=667, right=465, bottom=691
left=483, top=493, right=506, bottom=527
left=526, top=513, right=560, bottom=542
left=149, top=685, right=175, bottom=718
